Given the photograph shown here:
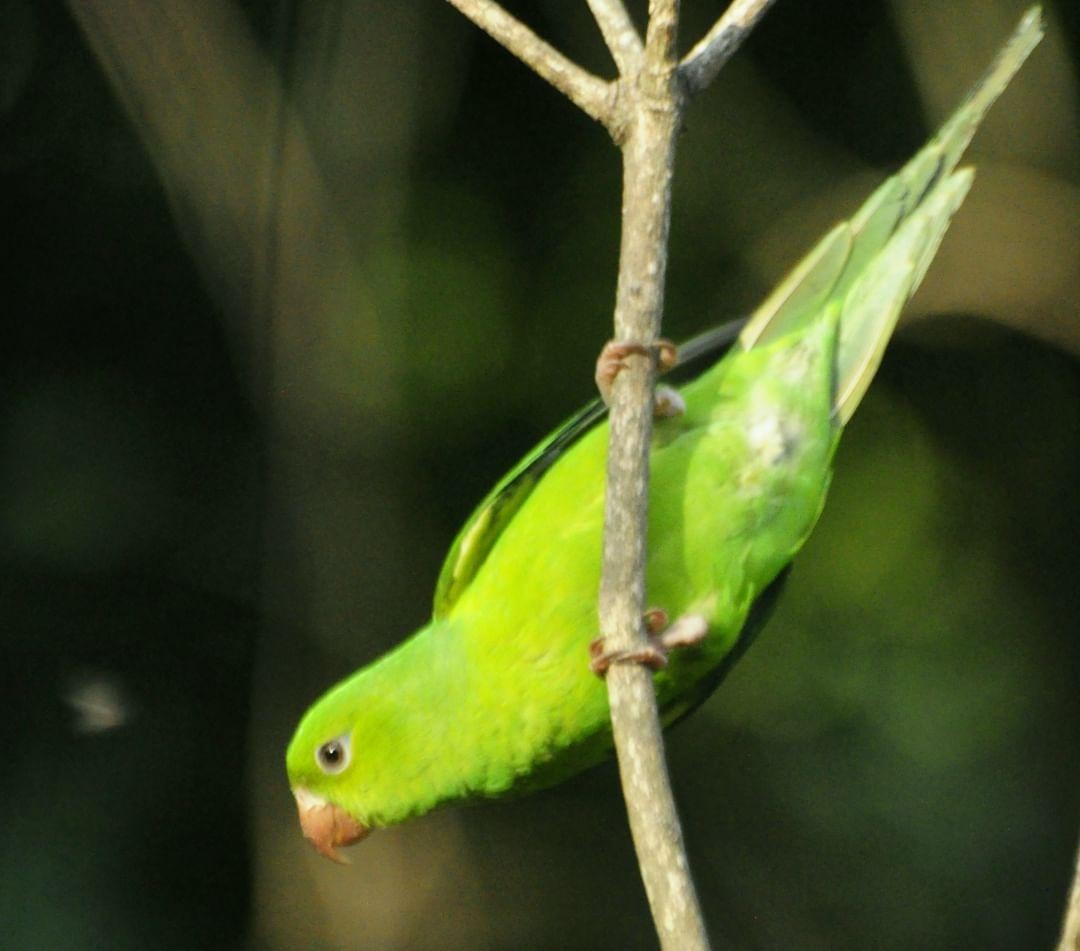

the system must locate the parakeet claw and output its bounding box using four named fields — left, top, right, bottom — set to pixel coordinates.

left=594, top=339, right=679, bottom=411
left=643, top=607, right=669, bottom=634
left=589, top=612, right=708, bottom=676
